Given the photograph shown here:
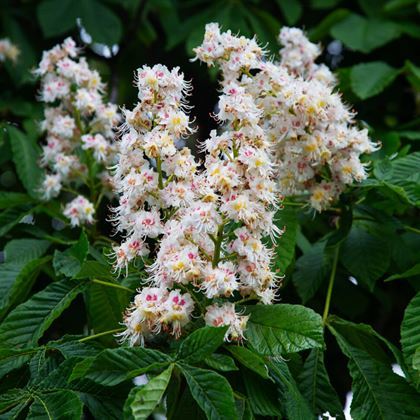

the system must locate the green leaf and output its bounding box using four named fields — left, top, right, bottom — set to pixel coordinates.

left=0, top=279, right=87, bottom=348
left=293, top=241, right=330, bottom=303
left=276, top=0, right=302, bottom=25
left=268, top=358, right=314, bottom=420
left=74, top=260, right=114, bottom=280
left=204, top=354, right=238, bottom=372
left=73, top=347, right=172, bottom=386
left=242, top=369, right=282, bottom=416
left=28, top=390, right=83, bottom=420
left=79, top=0, right=123, bottom=45
left=340, top=226, right=390, bottom=291
left=385, top=263, right=420, bottom=281
left=308, top=8, right=350, bottom=41
left=0, top=256, right=50, bottom=320
left=401, top=292, right=420, bottom=385
left=329, top=321, right=420, bottom=419
left=53, top=231, right=89, bottom=277
left=0, top=347, right=38, bottom=380
left=0, top=192, right=32, bottom=209
left=37, top=0, right=122, bottom=45
left=330, top=14, right=401, bottom=53
left=390, top=152, right=420, bottom=205
left=8, top=126, right=43, bottom=199
left=179, top=364, right=238, bottom=420
left=297, top=348, right=343, bottom=417
left=36, top=0, right=79, bottom=37
left=272, top=206, right=298, bottom=273
left=177, top=326, right=227, bottom=364
left=245, top=304, right=324, bottom=355
left=4, top=239, right=50, bottom=264
left=85, top=280, right=128, bottom=340
left=0, top=206, right=33, bottom=237
left=124, top=365, right=174, bottom=420
left=226, top=346, right=270, bottom=379
left=350, top=62, right=400, bottom=99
